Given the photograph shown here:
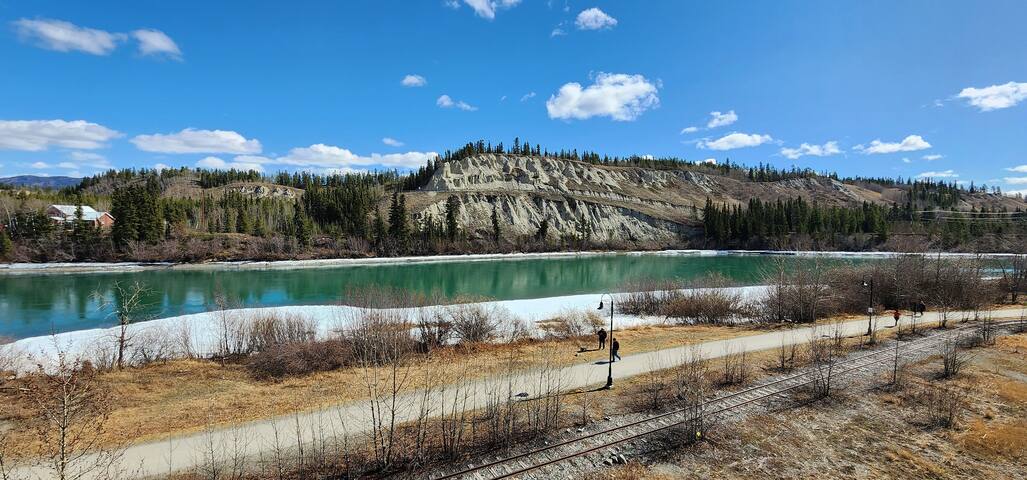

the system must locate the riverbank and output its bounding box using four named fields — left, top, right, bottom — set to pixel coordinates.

left=1, top=248, right=1019, bottom=275
left=2, top=286, right=769, bottom=373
